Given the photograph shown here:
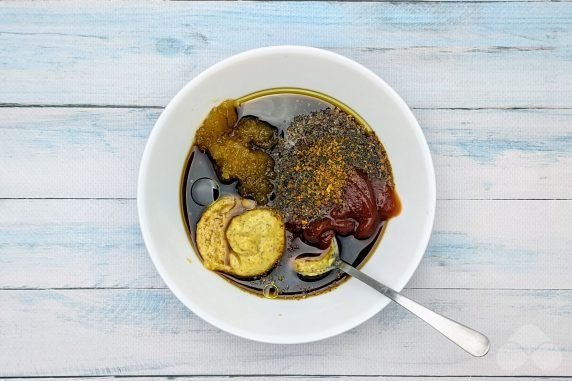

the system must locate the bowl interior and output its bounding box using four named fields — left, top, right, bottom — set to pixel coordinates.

left=137, top=46, right=435, bottom=344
